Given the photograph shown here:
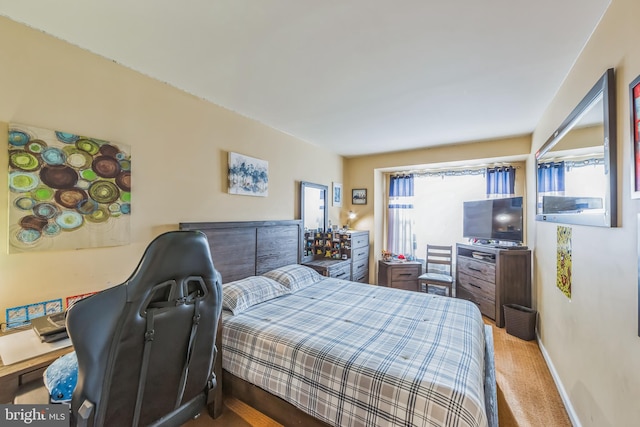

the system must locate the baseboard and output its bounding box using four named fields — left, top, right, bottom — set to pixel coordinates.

left=536, top=334, right=581, bottom=427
